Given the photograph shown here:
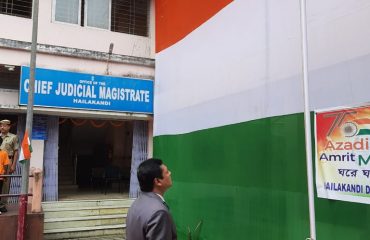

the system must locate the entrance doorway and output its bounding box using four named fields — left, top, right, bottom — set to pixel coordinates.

left=58, top=118, right=133, bottom=200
